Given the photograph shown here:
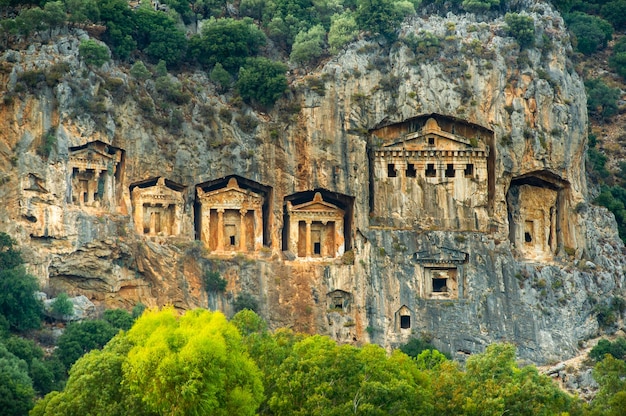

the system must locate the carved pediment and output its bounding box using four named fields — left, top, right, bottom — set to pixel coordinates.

left=290, top=193, right=344, bottom=214
left=198, top=178, right=263, bottom=208
left=413, top=246, right=468, bottom=264
left=382, top=118, right=486, bottom=152
left=132, top=177, right=183, bottom=204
